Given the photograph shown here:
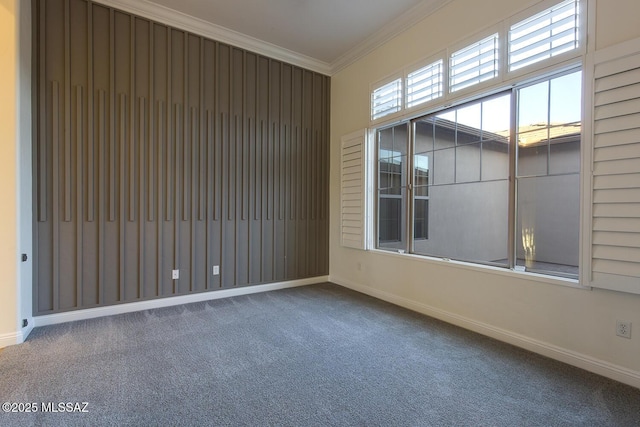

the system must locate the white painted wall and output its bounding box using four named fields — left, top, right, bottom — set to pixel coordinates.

left=330, top=0, right=640, bottom=388
left=0, top=0, right=32, bottom=348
